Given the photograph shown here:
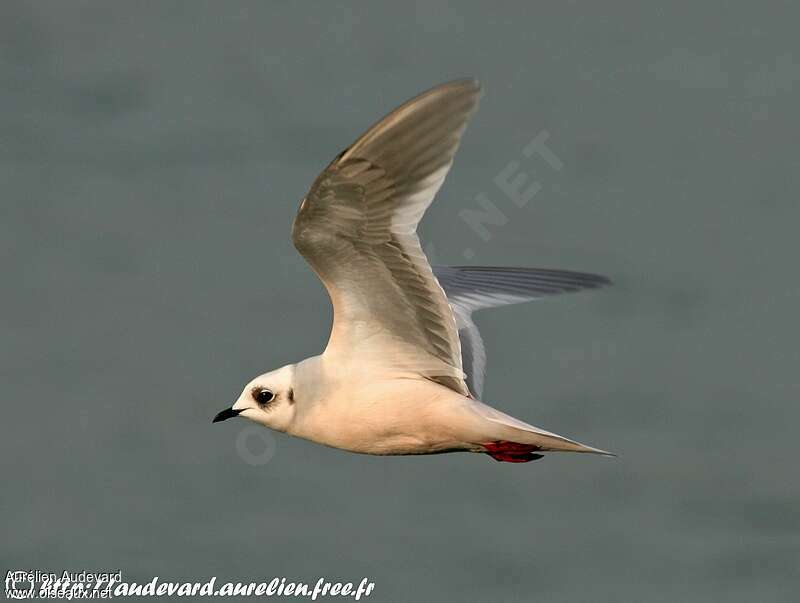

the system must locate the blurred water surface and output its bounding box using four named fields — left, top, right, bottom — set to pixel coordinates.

left=2, top=2, right=799, bottom=601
